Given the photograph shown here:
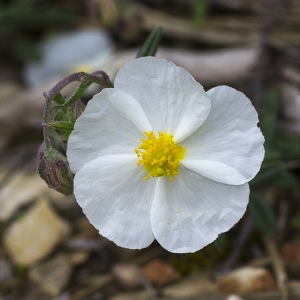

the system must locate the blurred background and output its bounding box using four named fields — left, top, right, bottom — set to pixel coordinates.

left=1, top=0, right=300, bottom=299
